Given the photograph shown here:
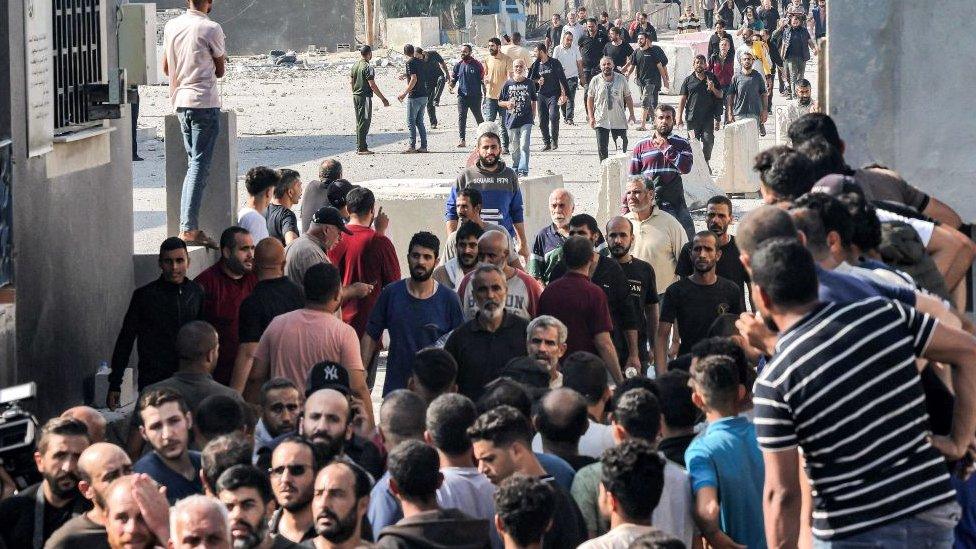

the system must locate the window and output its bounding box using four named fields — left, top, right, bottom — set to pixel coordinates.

left=52, top=0, right=103, bottom=133
left=0, top=139, right=11, bottom=287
